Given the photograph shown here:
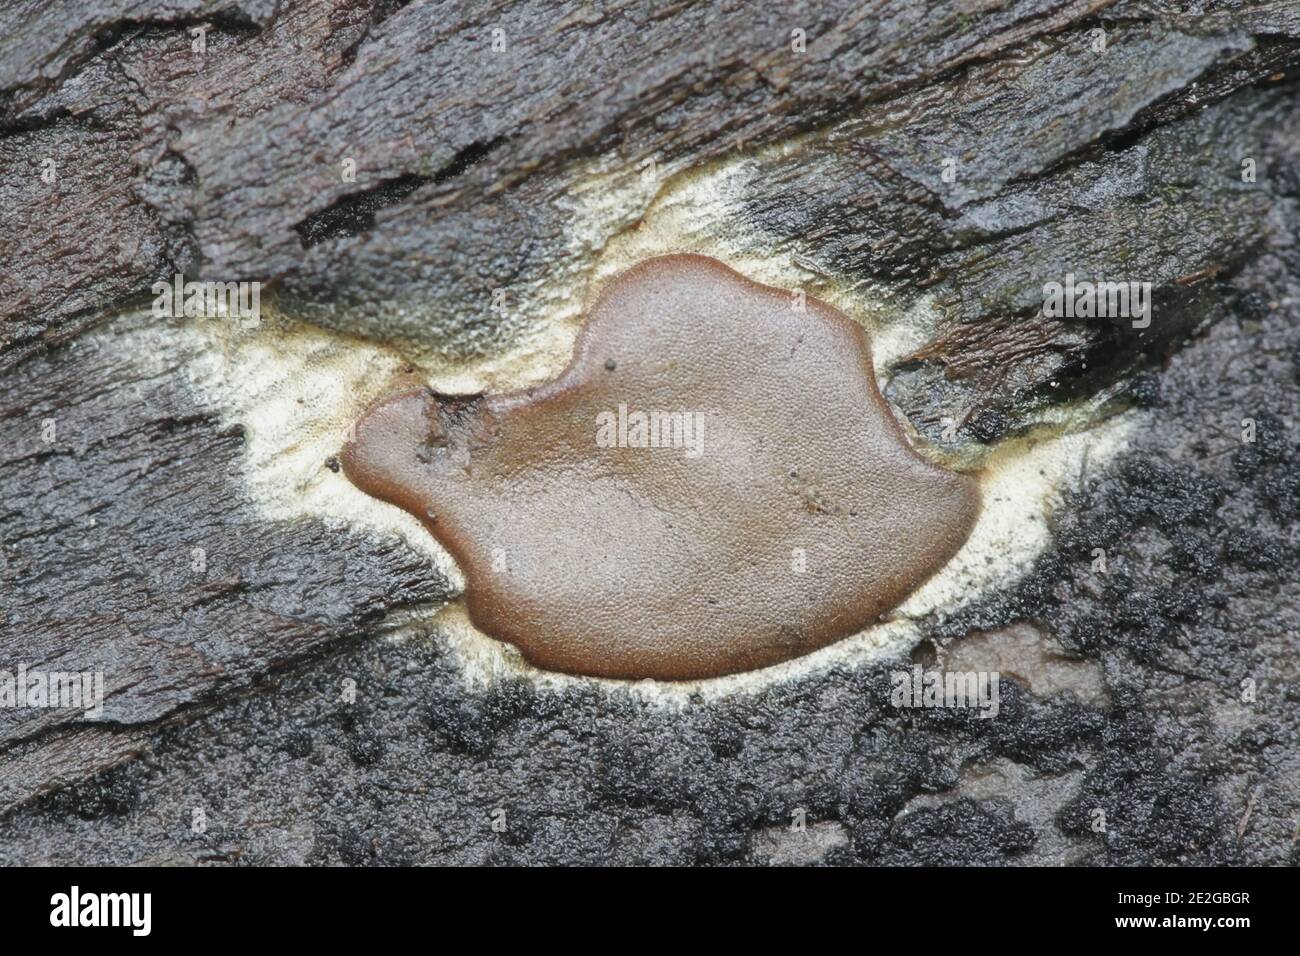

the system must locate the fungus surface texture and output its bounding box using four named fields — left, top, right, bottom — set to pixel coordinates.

left=342, top=255, right=979, bottom=680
